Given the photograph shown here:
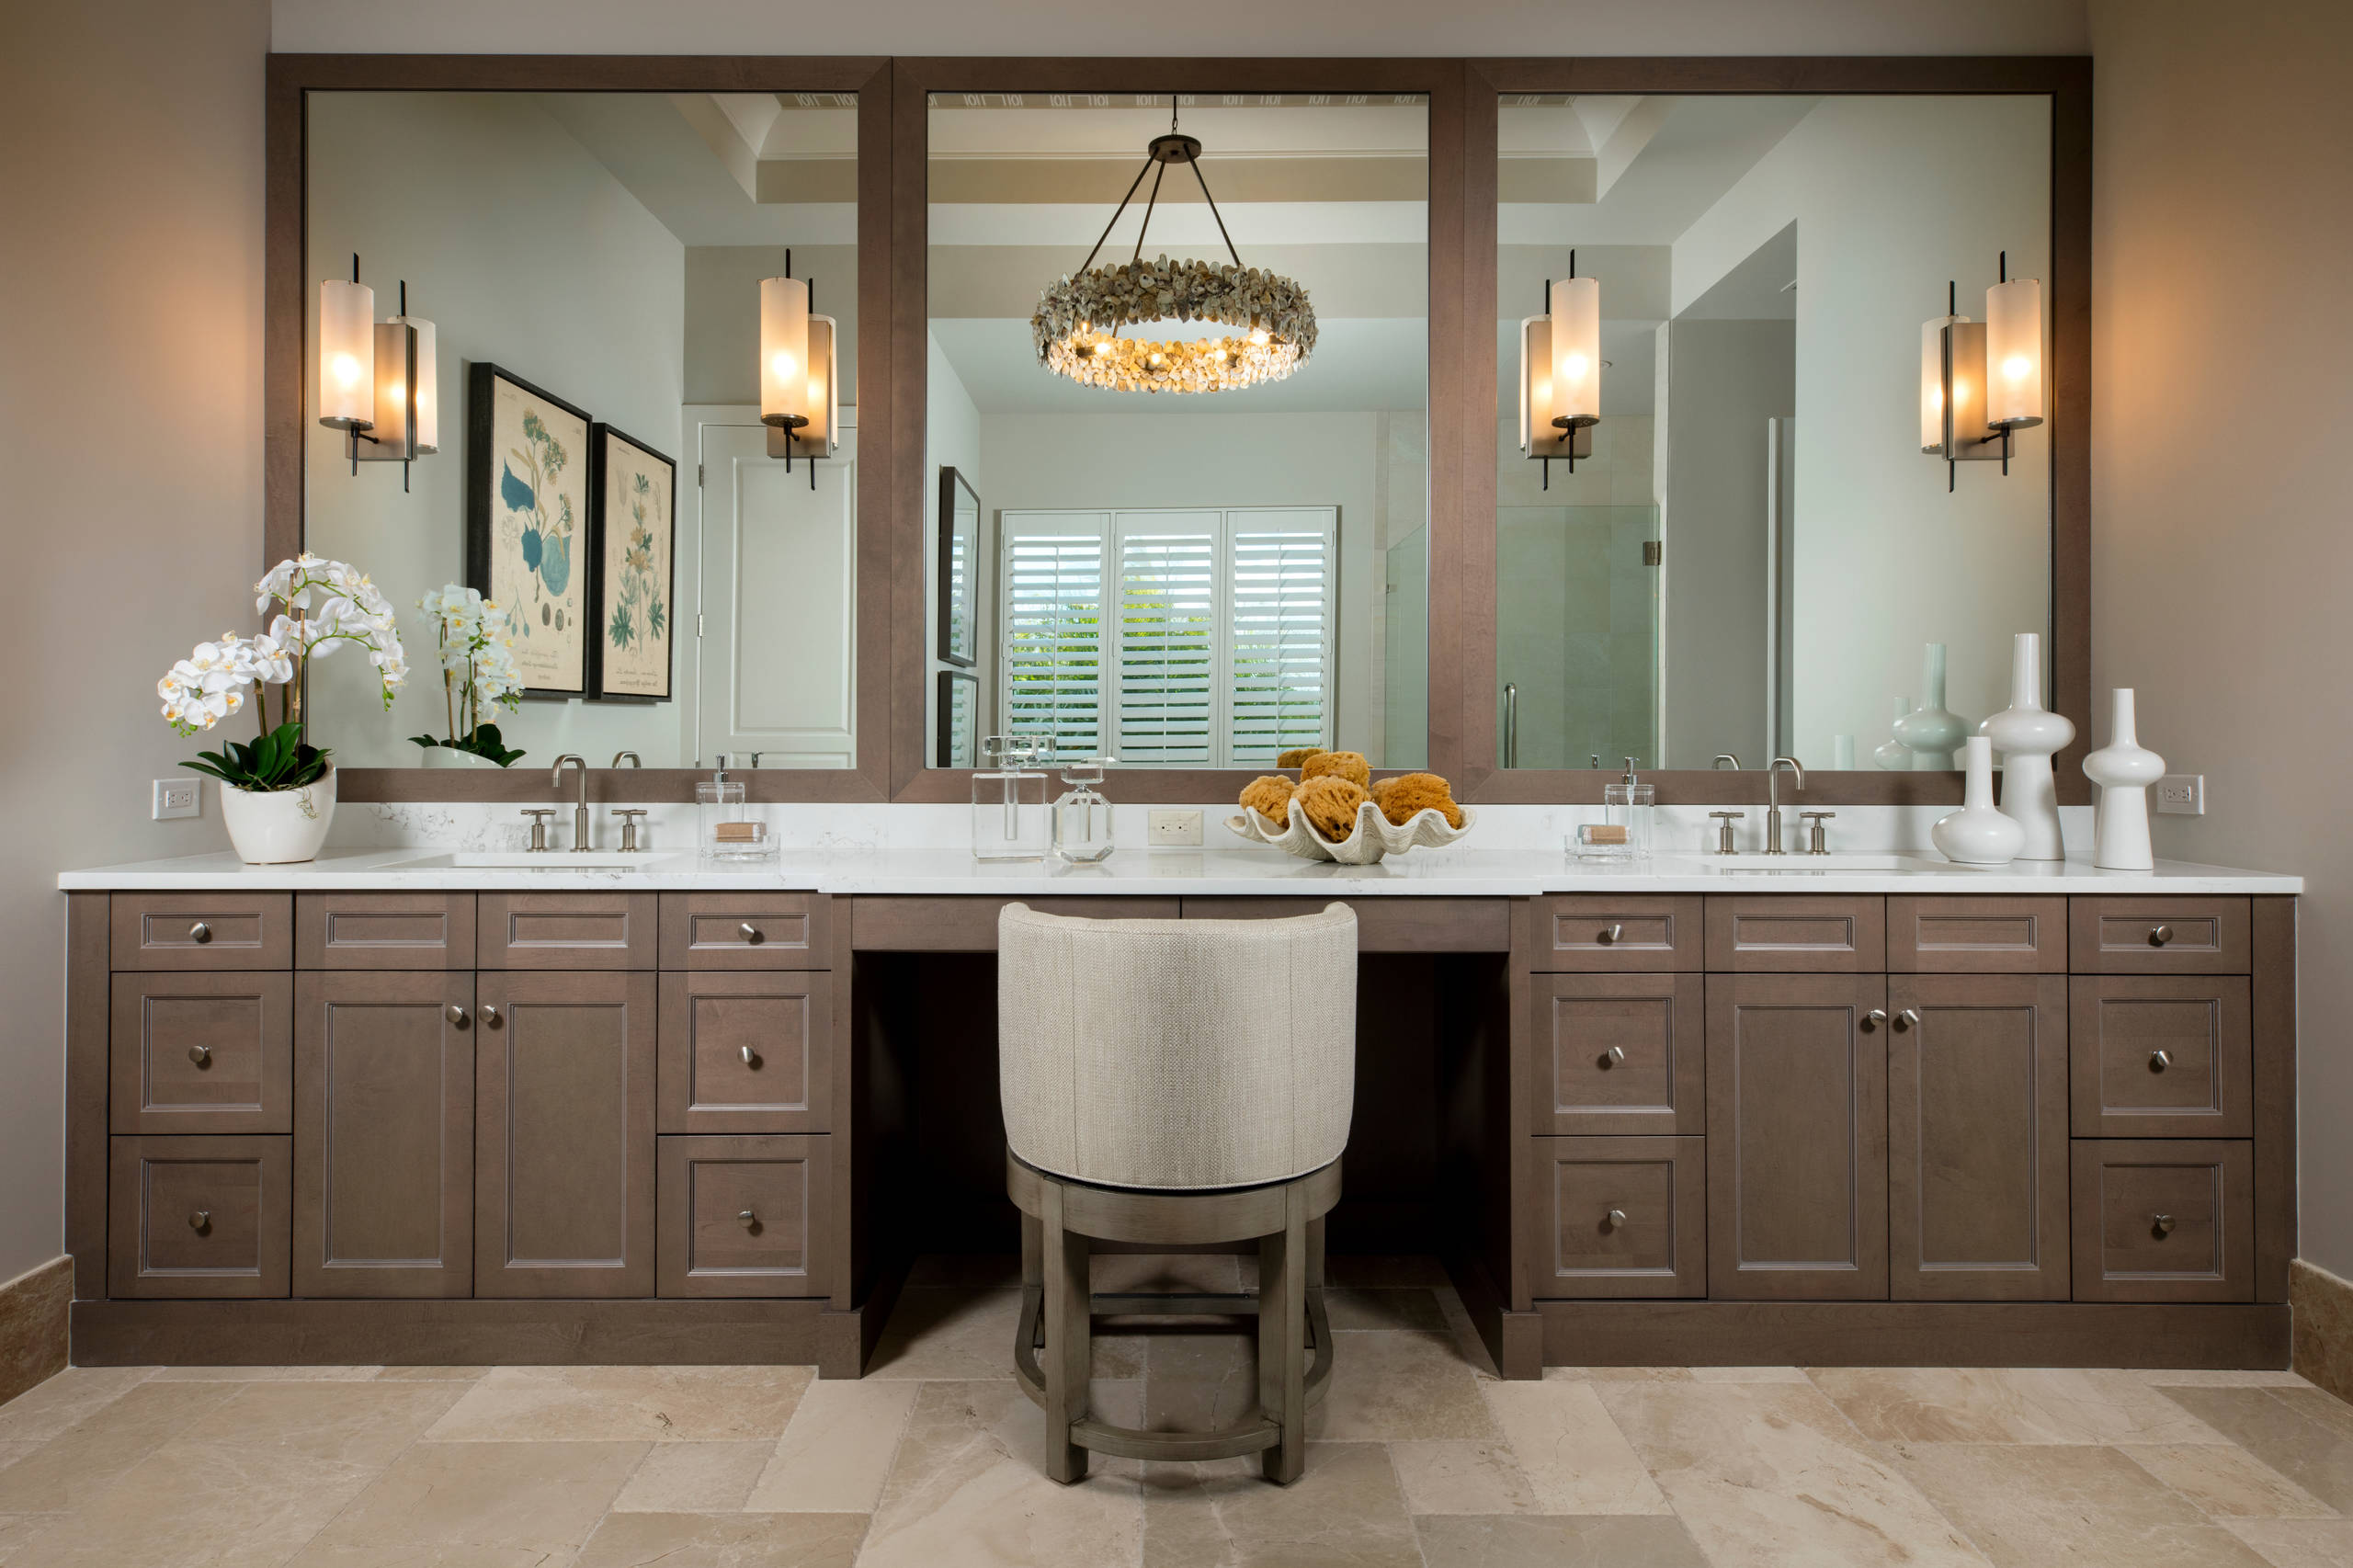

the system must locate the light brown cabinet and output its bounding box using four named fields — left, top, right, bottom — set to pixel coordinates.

left=2072, top=1139, right=2254, bottom=1301
left=1888, top=896, right=2066, bottom=972
left=108, top=971, right=291, bottom=1134
left=477, top=892, right=660, bottom=971
left=1525, top=1135, right=1704, bottom=1298
left=2070, top=896, right=2250, bottom=974
left=658, top=971, right=831, bottom=1134
left=2070, top=975, right=2252, bottom=1138
left=1531, top=895, right=1703, bottom=972
left=111, top=892, right=292, bottom=971
left=298, top=892, right=475, bottom=970
left=1705, top=895, right=1886, bottom=973
left=659, top=893, right=832, bottom=969
left=292, top=971, right=475, bottom=1298
left=1529, top=972, right=1704, bottom=1136
left=108, top=1134, right=290, bottom=1299
left=656, top=1134, right=832, bottom=1298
